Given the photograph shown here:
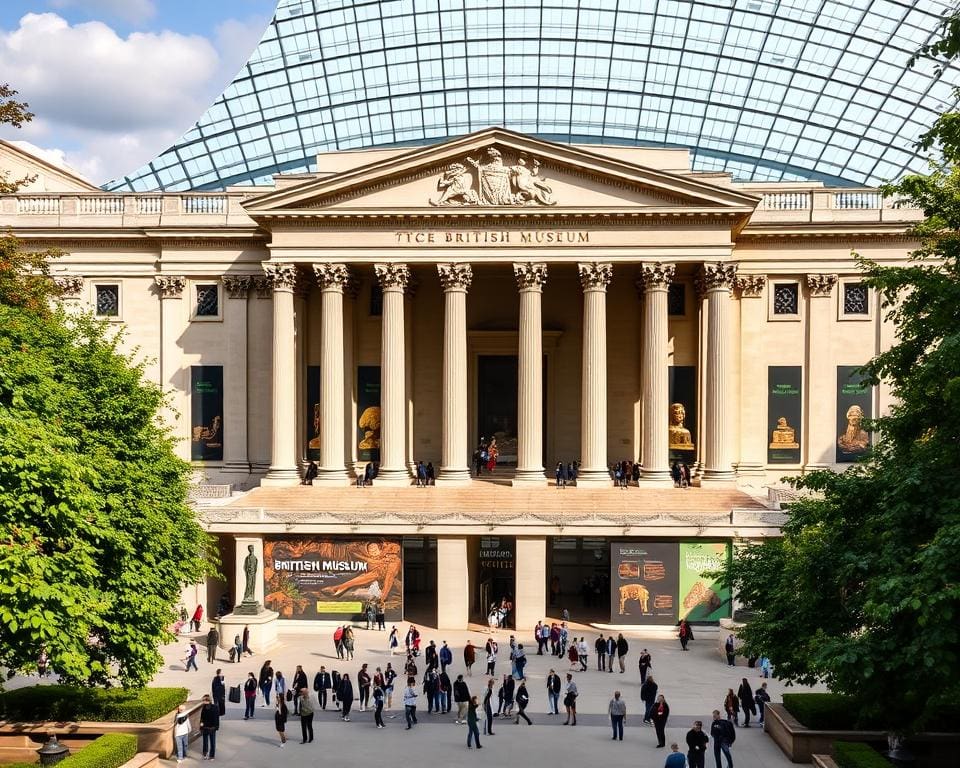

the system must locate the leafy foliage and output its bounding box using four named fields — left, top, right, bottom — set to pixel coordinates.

left=0, top=83, right=36, bottom=193
left=0, top=233, right=63, bottom=314
left=832, top=742, right=893, bottom=768
left=0, top=686, right=188, bottom=723
left=781, top=694, right=863, bottom=731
